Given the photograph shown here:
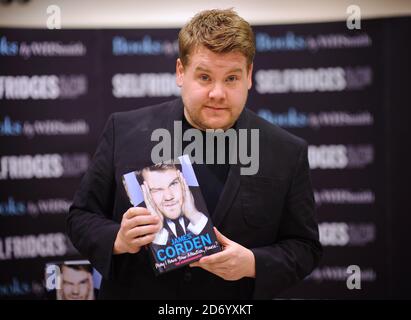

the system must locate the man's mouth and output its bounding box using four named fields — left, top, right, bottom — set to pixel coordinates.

left=163, top=201, right=178, bottom=208
left=204, top=105, right=228, bottom=111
